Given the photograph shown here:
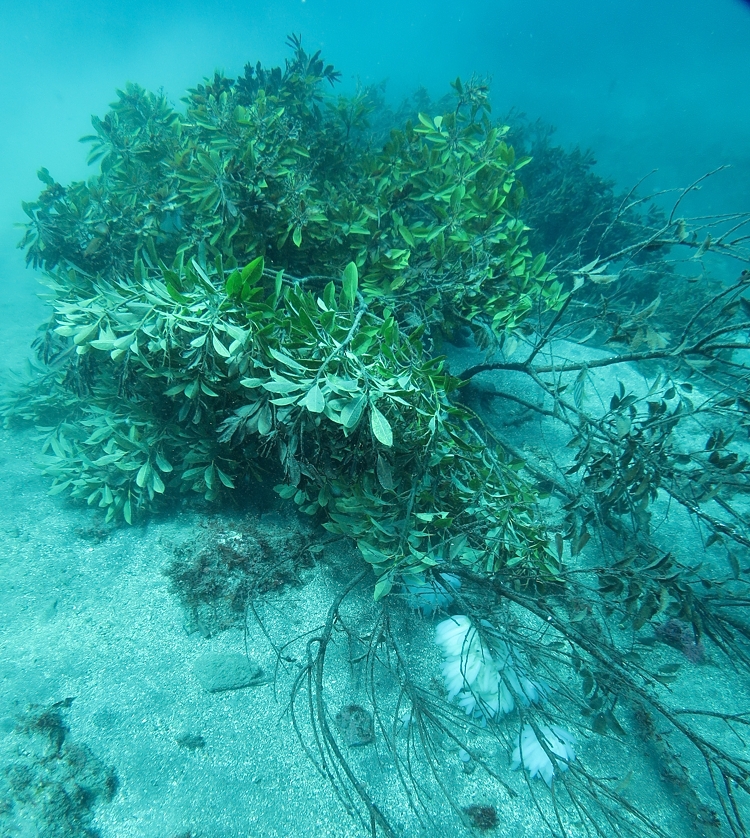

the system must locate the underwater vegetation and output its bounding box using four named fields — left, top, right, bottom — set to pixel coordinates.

left=3, top=35, right=750, bottom=838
